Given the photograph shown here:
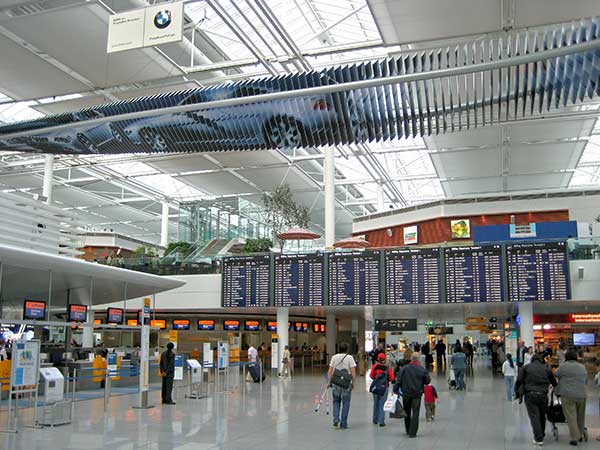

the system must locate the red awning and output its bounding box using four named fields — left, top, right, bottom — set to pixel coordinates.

left=333, top=236, right=371, bottom=248
left=276, top=227, right=321, bottom=240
